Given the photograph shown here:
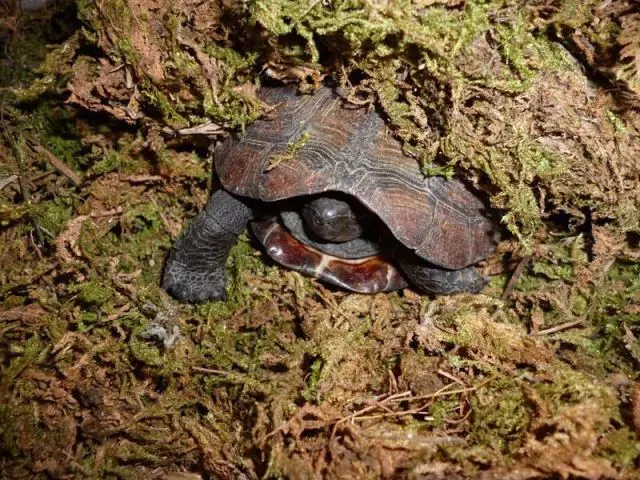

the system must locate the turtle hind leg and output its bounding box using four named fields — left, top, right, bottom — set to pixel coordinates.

left=163, top=190, right=253, bottom=303
left=396, top=253, right=488, bottom=295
